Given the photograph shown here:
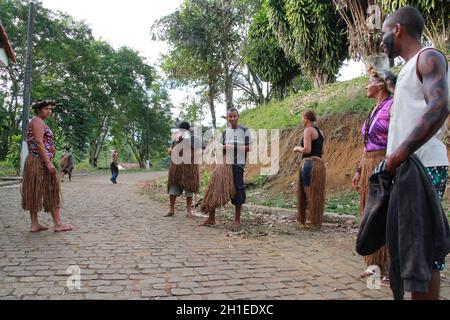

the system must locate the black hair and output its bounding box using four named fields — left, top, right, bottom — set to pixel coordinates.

left=178, top=121, right=190, bottom=131
left=227, top=108, right=239, bottom=116
left=31, top=99, right=57, bottom=114
left=386, top=6, right=424, bottom=39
